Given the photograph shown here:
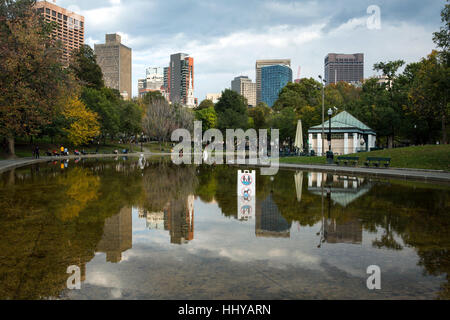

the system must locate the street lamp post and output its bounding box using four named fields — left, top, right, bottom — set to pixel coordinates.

left=319, top=75, right=326, bottom=156
left=327, top=108, right=334, bottom=164
left=328, top=108, right=333, bottom=152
